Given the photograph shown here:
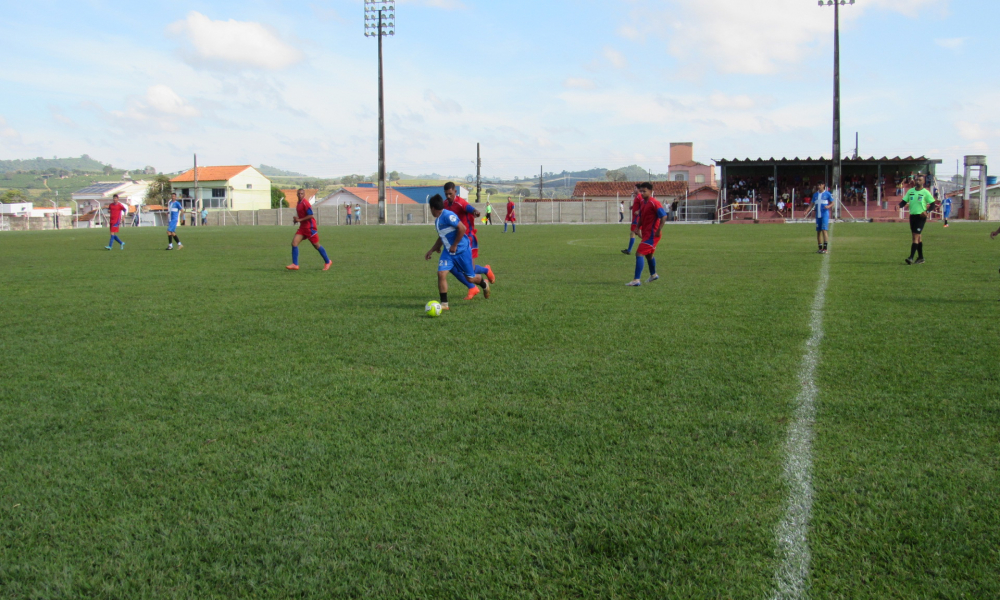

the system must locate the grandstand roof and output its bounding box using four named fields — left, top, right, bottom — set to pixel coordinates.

left=715, top=156, right=942, bottom=166
left=170, top=165, right=258, bottom=182
left=572, top=181, right=688, bottom=198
